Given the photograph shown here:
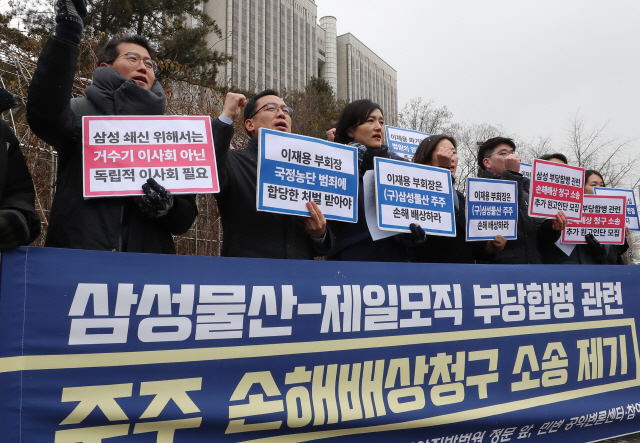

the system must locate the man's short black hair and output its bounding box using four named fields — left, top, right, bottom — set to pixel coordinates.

left=97, top=34, right=156, bottom=66
left=477, top=137, right=516, bottom=170
left=243, top=89, right=280, bottom=136
left=539, top=153, right=568, bottom=164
